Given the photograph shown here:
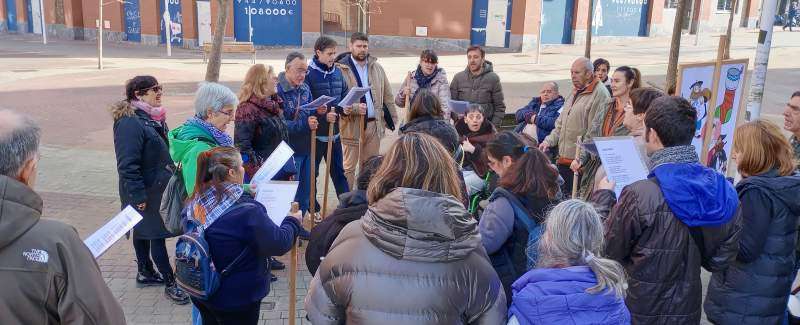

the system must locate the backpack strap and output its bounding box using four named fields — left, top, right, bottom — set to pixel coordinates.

left=203, top=201, right=258, bottom=277
left=491, top=187, right=538, bottom=232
